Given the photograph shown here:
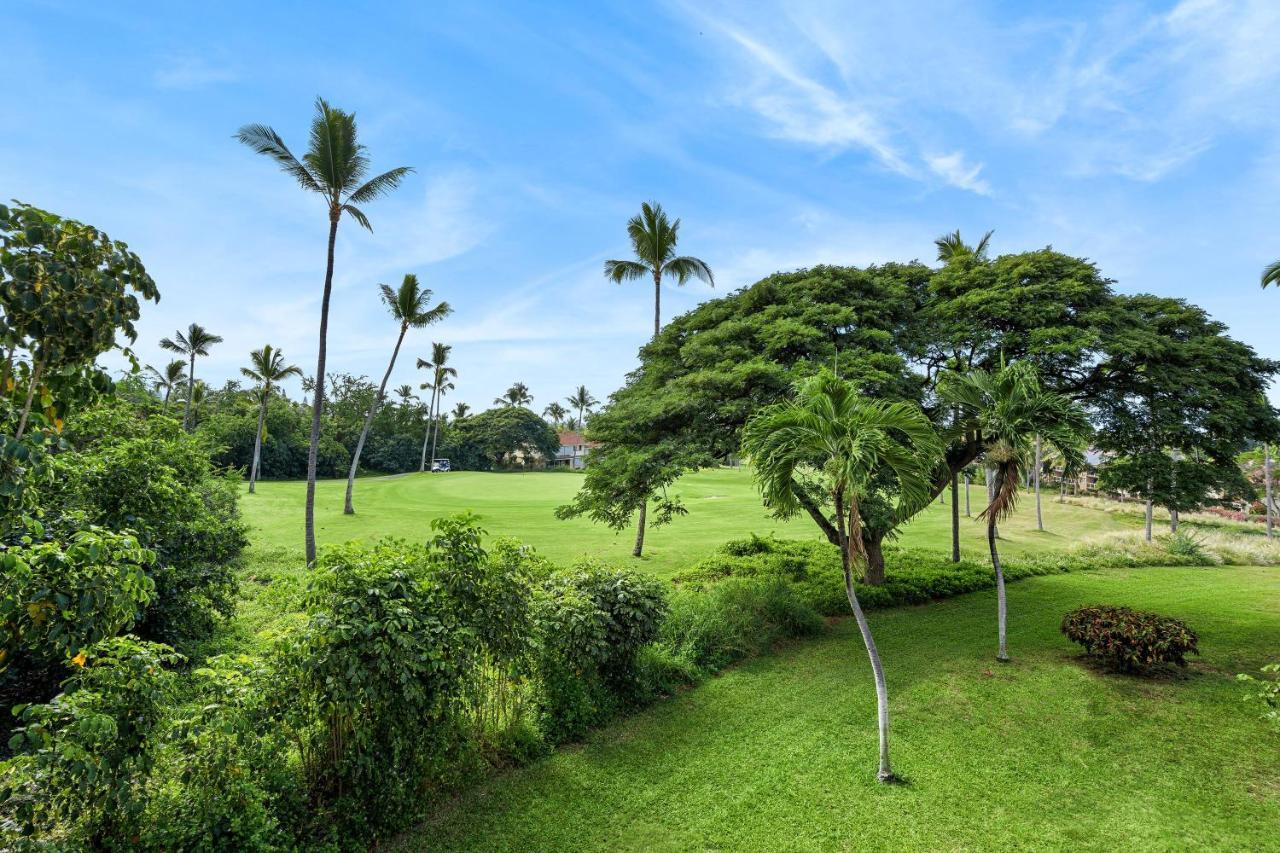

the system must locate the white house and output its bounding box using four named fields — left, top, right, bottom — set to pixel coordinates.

left=554, top=430, right=598, bottom=469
